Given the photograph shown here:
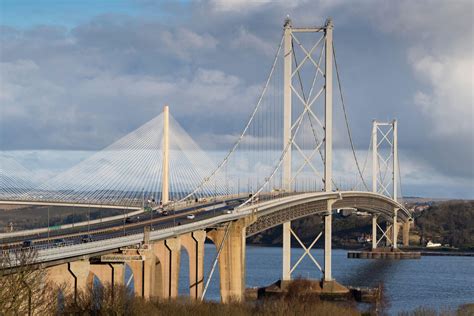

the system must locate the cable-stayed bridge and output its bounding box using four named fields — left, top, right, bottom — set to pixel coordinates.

left=1, top=18, right=412, bottom=302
